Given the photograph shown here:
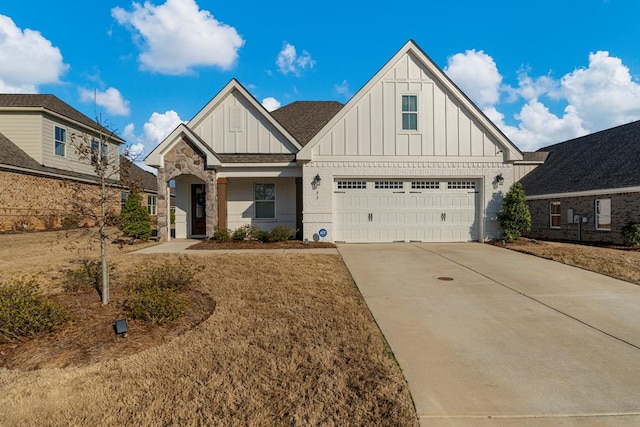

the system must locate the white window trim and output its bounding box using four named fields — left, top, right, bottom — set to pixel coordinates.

left=595, top=198, right=611, bottom=231
left=400, top=94, right=418, bottom=132
left=254, top=182, right=276, bottom=220
left=54, top=126, right=66, bottom=157
left=147, top=195, right=157, bottom=215
left=550, top=202, right=561, bottom=228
